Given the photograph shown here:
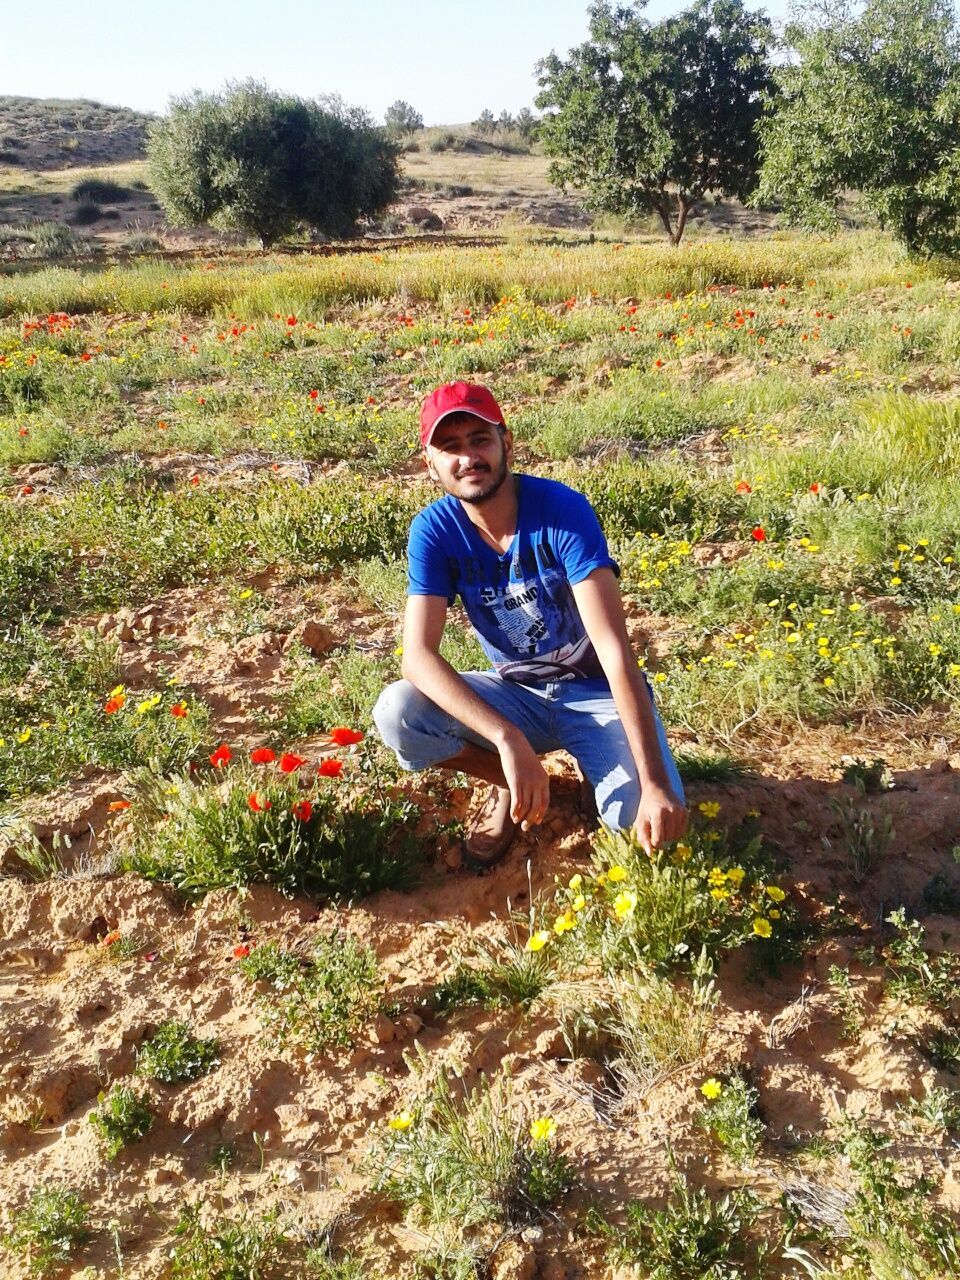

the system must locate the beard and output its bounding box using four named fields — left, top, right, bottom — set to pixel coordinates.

left=448, top=447, right=509, bottom=505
